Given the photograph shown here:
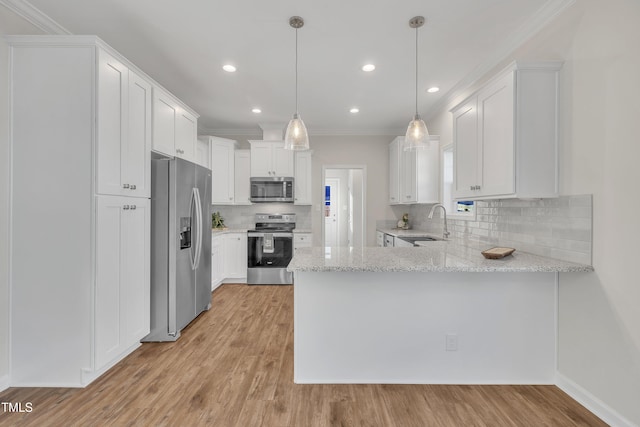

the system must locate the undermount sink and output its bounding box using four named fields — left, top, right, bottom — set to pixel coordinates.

left=396, top=236, right=444, bottom=246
